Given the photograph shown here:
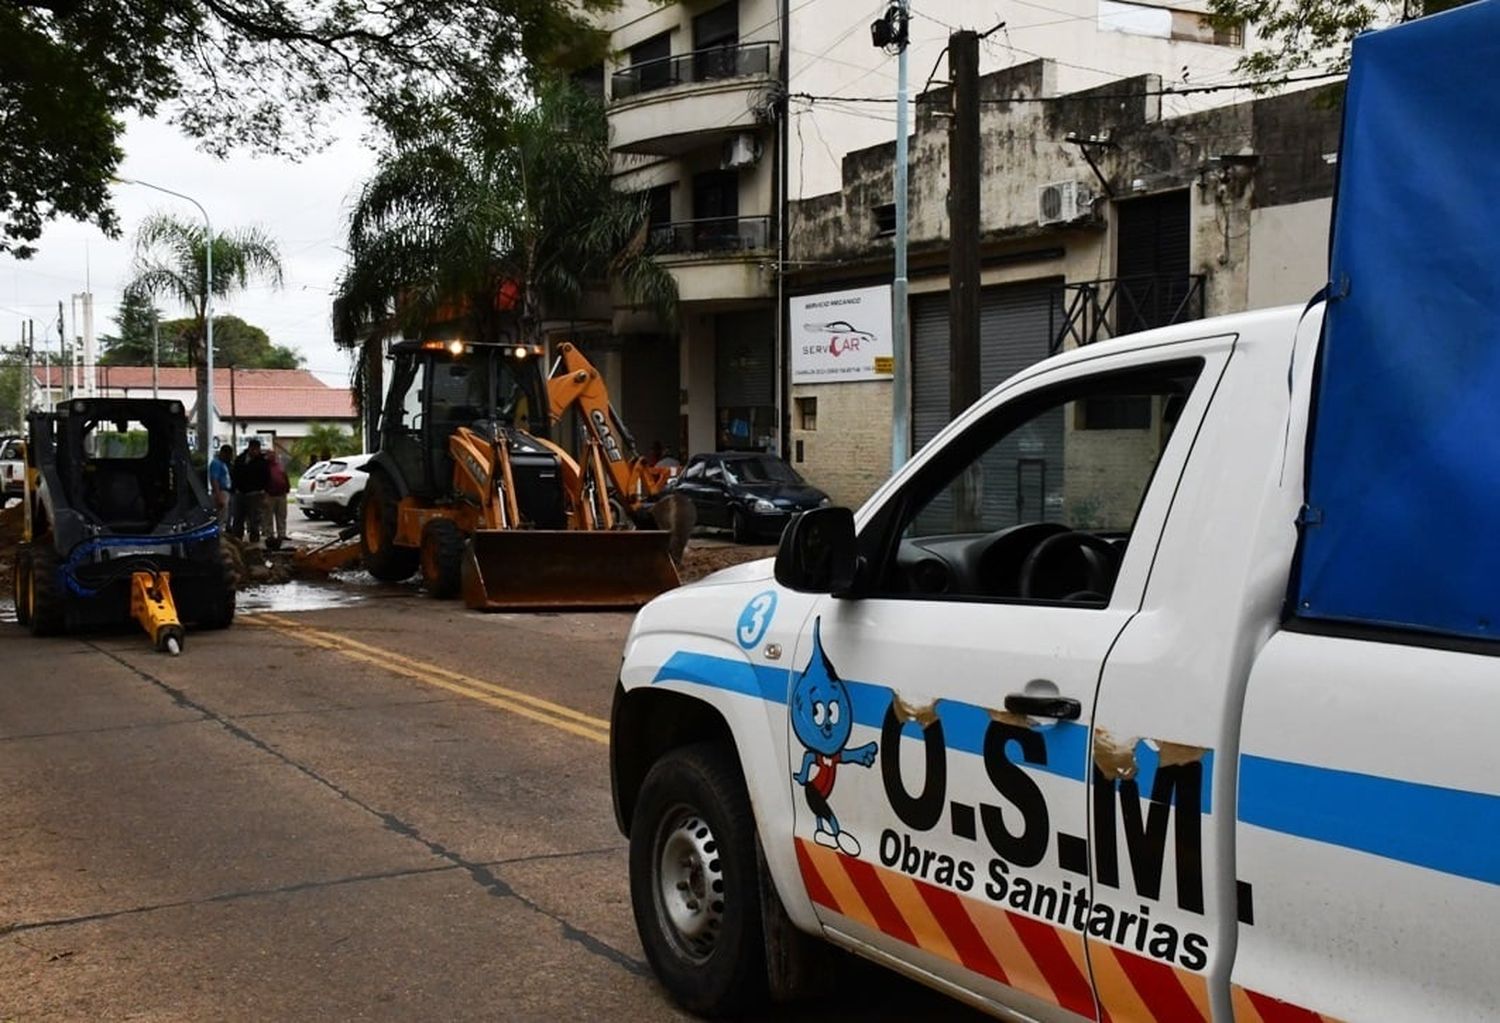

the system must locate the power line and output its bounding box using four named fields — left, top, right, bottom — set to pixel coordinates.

left=788, top=68, right=1344, bottom=106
